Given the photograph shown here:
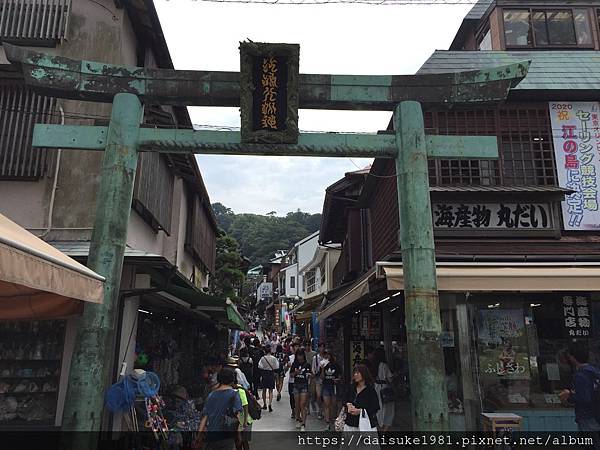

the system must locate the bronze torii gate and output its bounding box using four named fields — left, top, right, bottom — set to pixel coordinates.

left=5, top=43, right=528, bottom=434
